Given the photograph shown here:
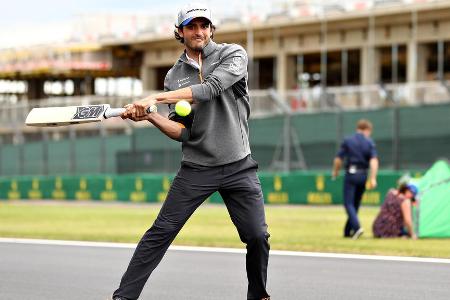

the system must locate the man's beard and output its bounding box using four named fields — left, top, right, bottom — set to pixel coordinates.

left=185, top=37, right=209, bottom=52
